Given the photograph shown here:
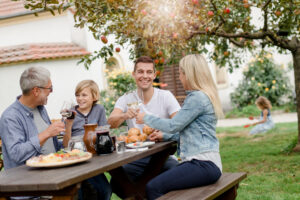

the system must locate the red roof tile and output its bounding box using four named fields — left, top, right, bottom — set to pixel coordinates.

left=0, top=43, right=90, bottom=65
left=0, top=0, right=28, bottom=18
